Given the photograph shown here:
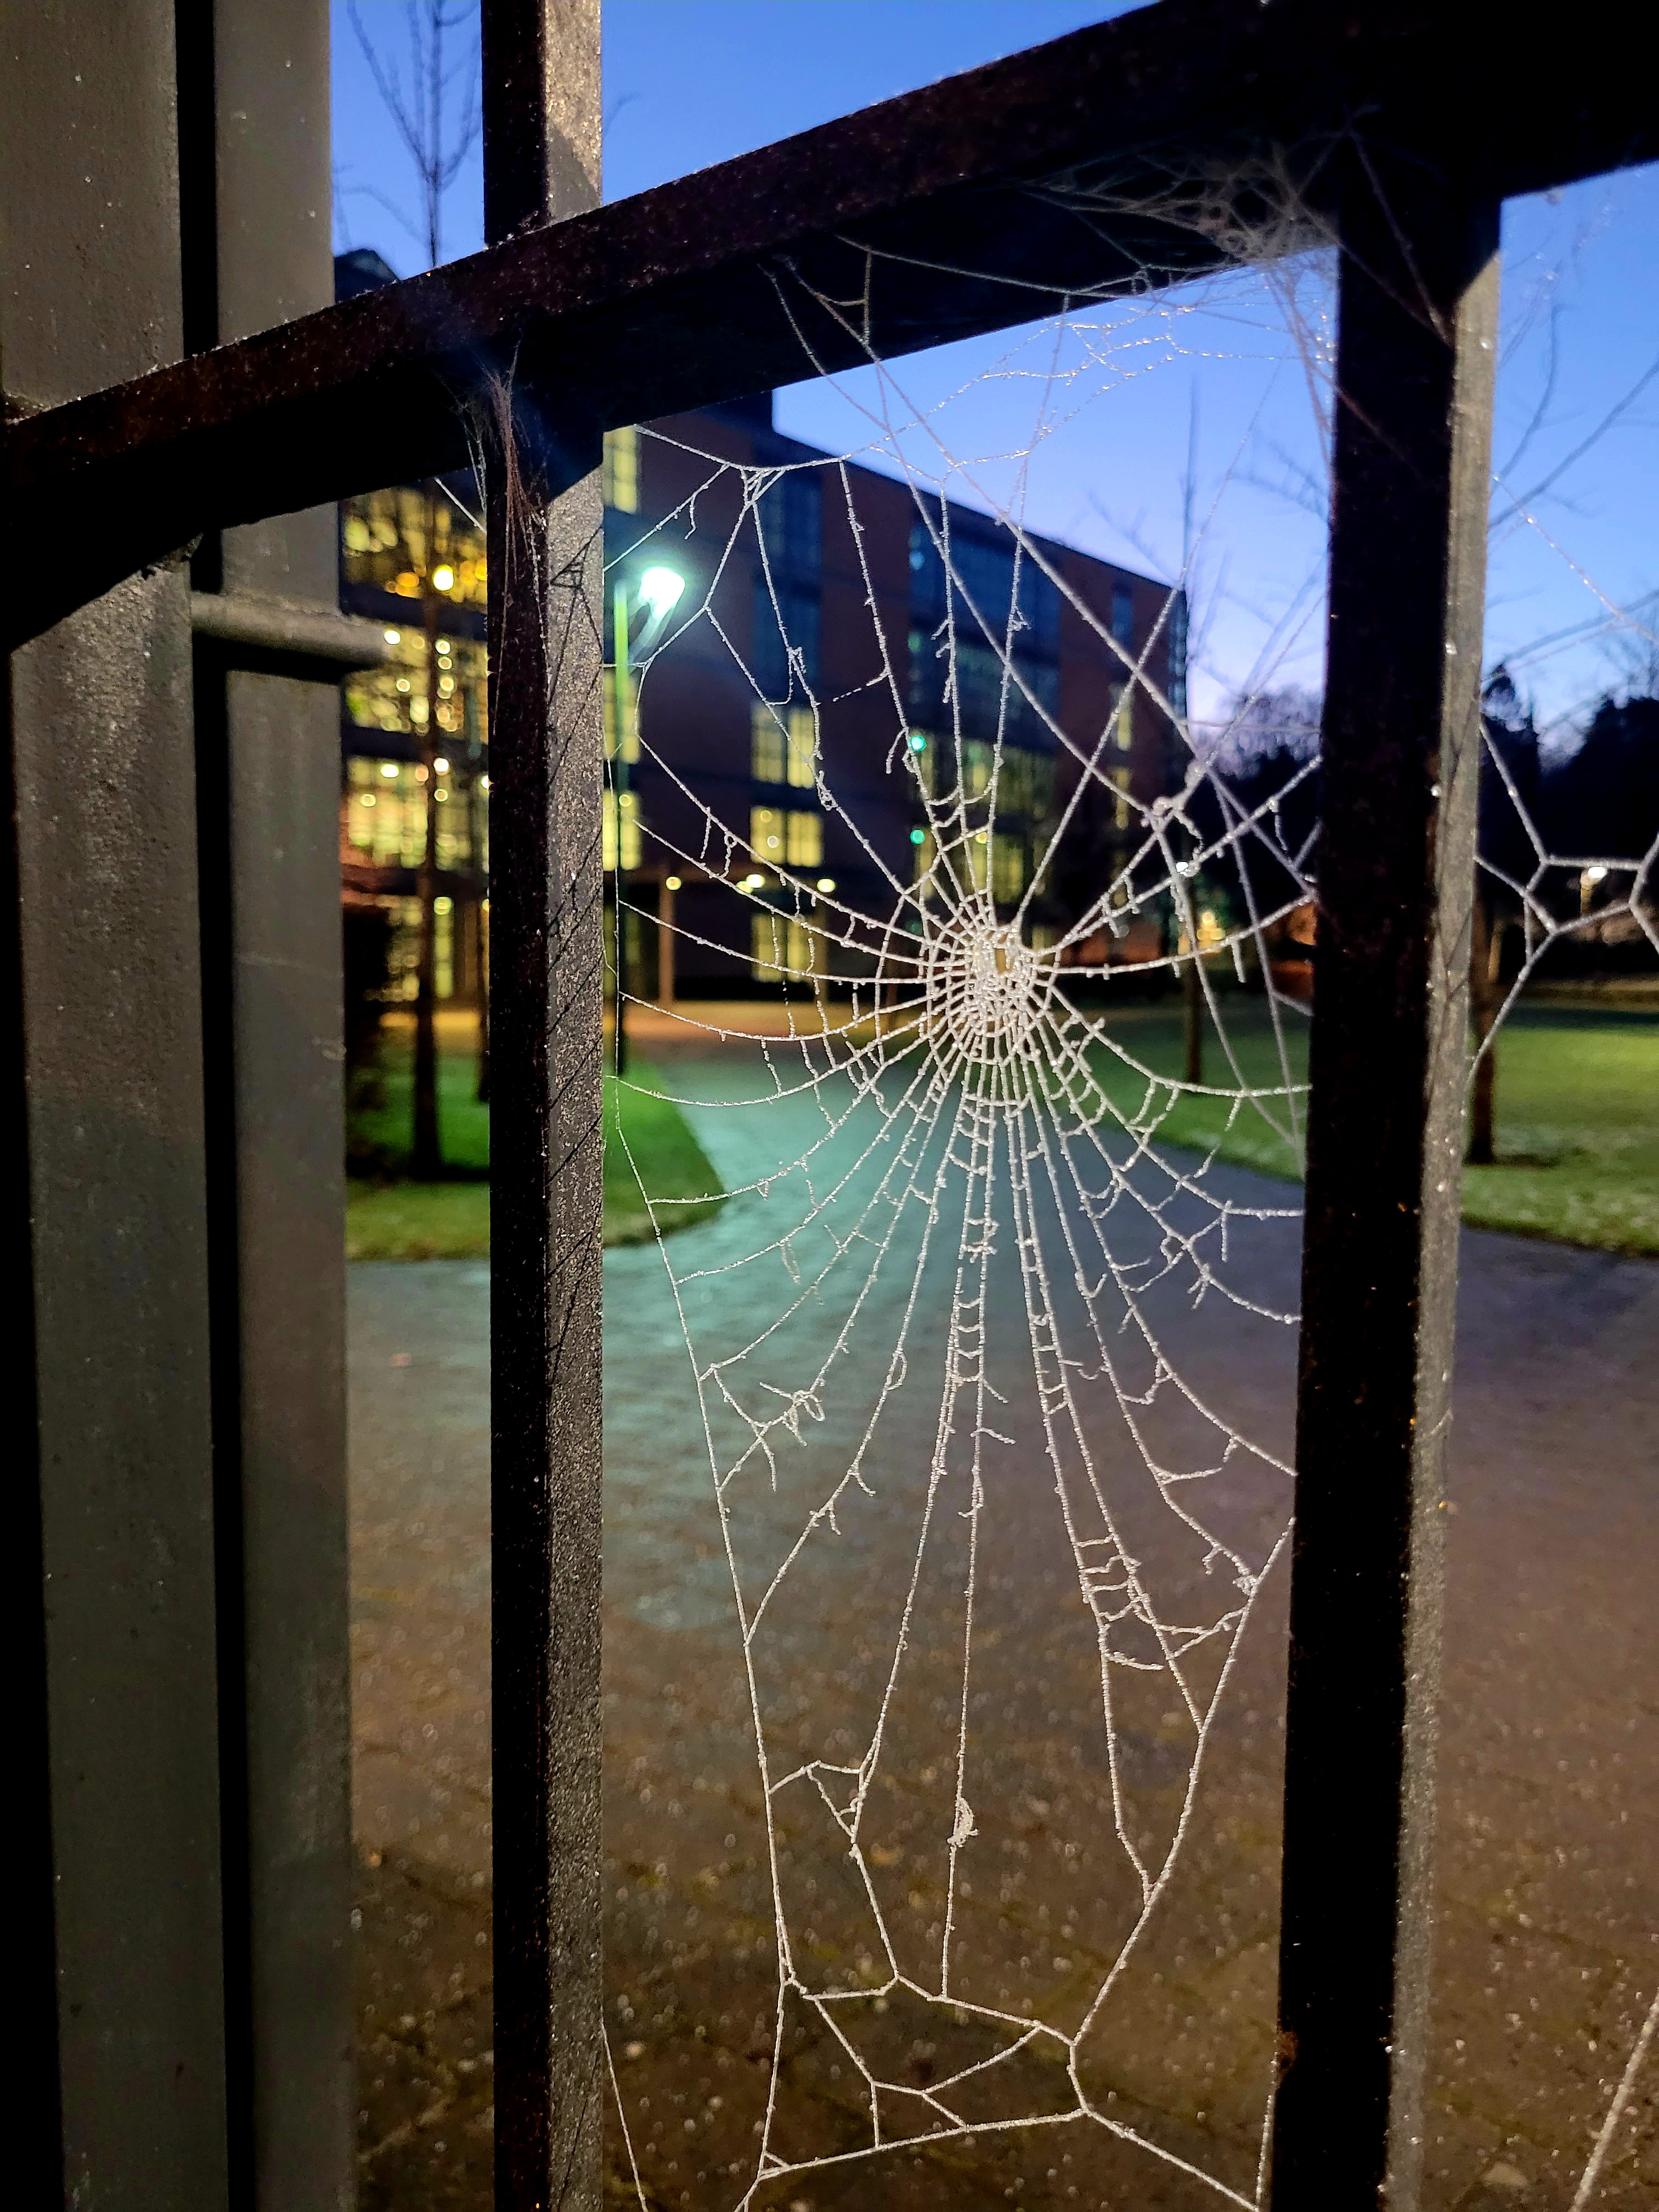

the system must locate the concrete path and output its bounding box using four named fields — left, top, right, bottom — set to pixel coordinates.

left=347, top=1057, right=1656, bottom=2210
